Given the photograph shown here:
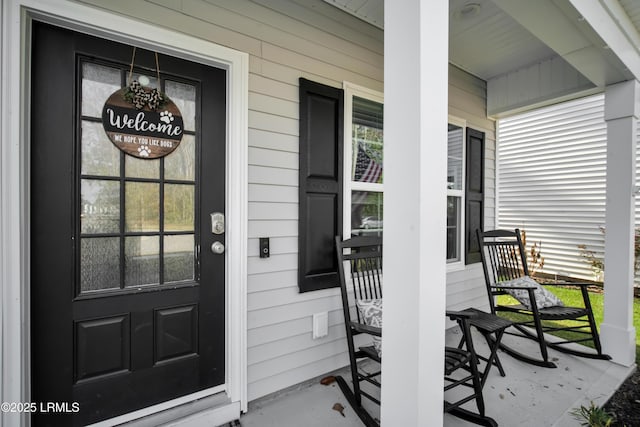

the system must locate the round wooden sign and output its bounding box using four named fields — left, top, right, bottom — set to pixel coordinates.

left=102, top=85, right=184, bottom=159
